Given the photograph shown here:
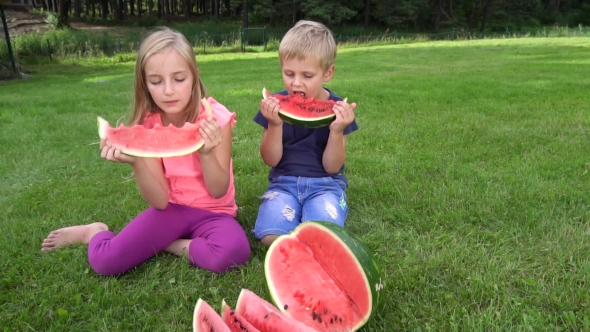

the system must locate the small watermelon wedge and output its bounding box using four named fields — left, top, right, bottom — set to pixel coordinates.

left=262, top=88, right=348, bottom=128
left=97, top=97, right=213, bottom=158
left=220, top=299, right=261, bottom=332
left=193, top=298, right=231, bottom=332
left=235, top=288, right=318, bottom=332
